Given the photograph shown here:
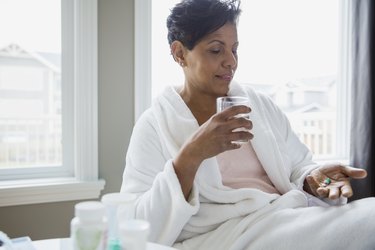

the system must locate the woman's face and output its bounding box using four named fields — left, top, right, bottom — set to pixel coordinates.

left=183, top=22, right=238, bottom=98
